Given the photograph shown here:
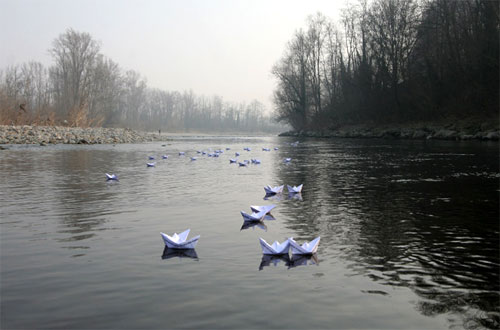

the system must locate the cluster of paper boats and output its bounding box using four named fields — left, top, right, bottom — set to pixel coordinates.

left=264, top=184, right=303, bottom=194
left=160, top=228, right=320, bottom=256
